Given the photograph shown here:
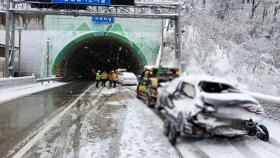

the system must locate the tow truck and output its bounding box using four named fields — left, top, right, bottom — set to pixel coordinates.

left=136, top=65, right=179, bottom=107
